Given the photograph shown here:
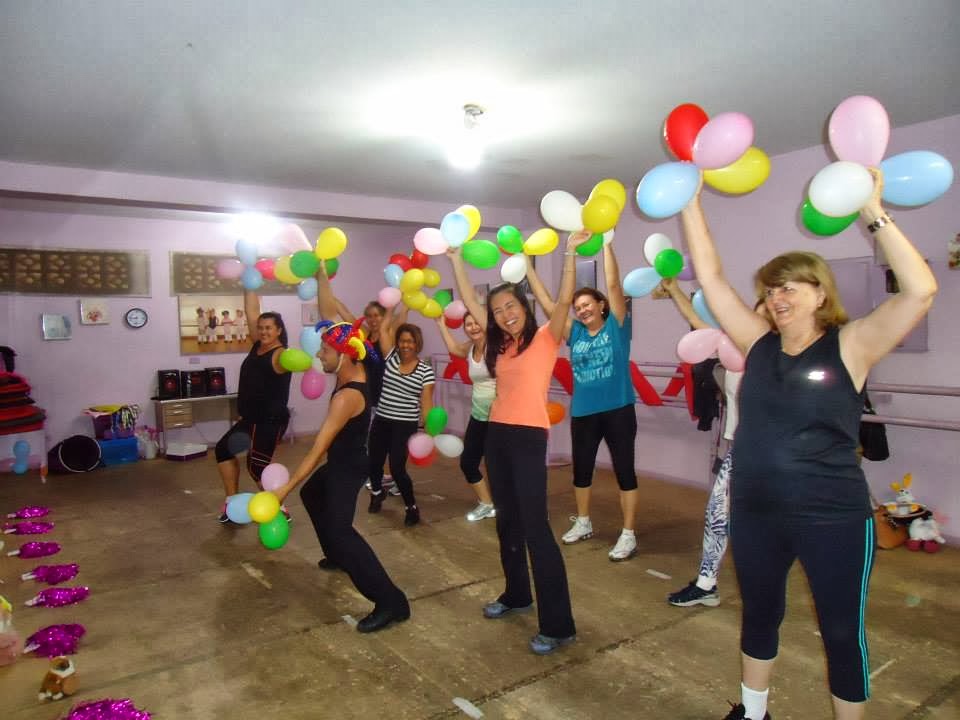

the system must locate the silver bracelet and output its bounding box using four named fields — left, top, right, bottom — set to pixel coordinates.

left=867, top=214, right=894, bottom=233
